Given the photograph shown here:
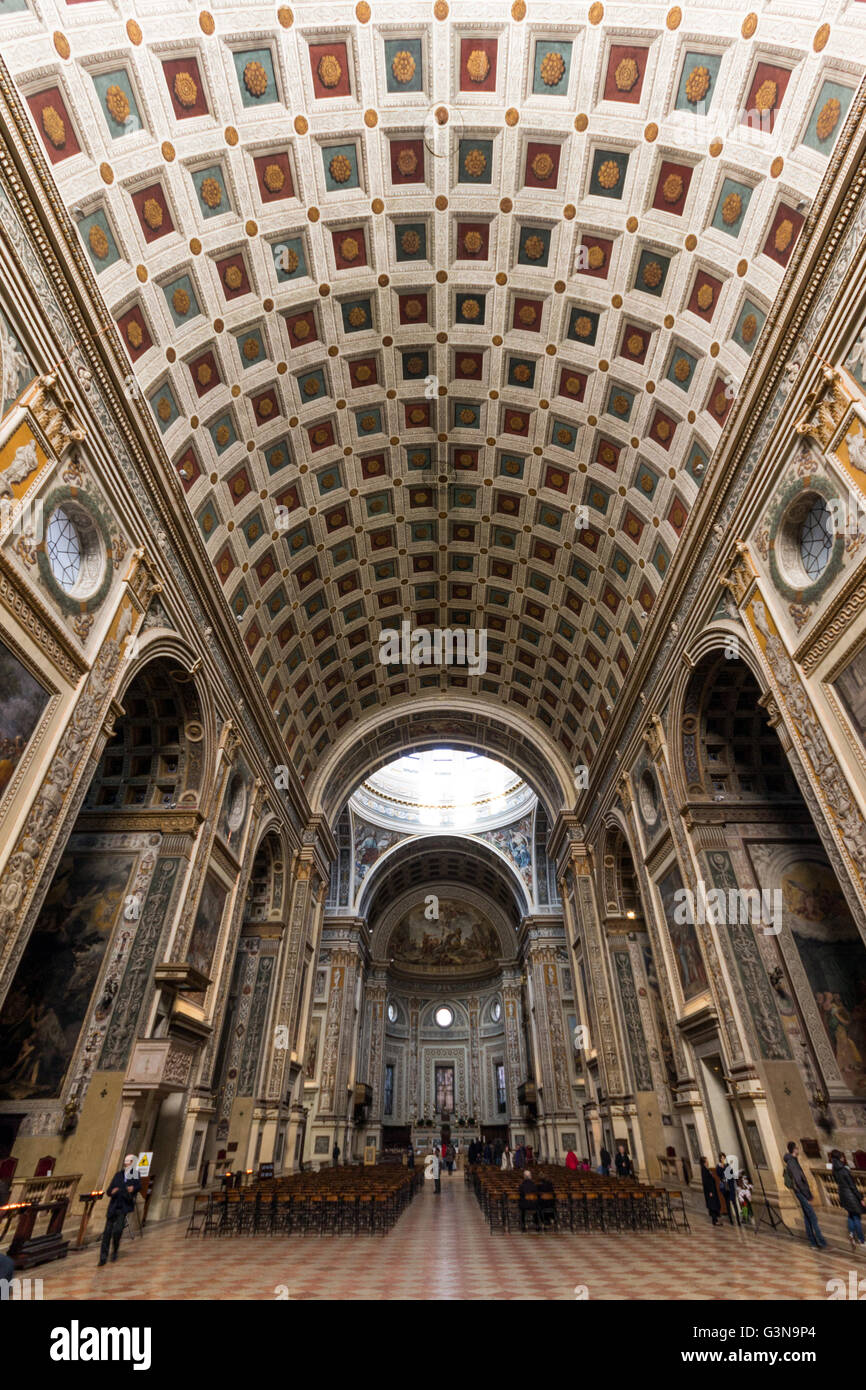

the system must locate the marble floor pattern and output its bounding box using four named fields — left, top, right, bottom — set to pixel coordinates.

left=31, top=1176, right=862, bottom=1301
